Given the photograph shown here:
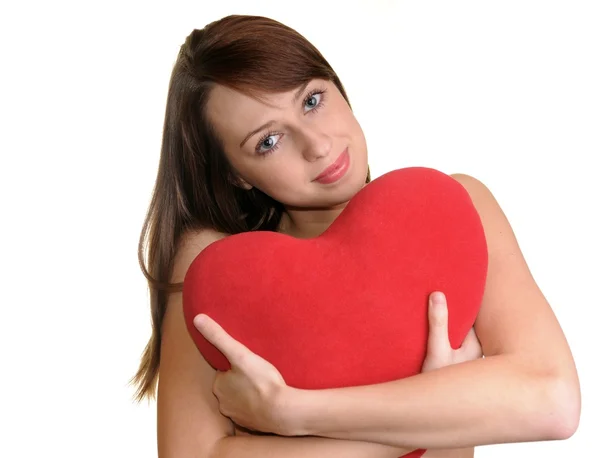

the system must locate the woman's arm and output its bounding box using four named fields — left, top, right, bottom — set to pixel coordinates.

left=207, top=294, right=480, bottom=458
left=157, top=229, right=417, bottom=458
left=275, top=174, right=580, bottom=449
